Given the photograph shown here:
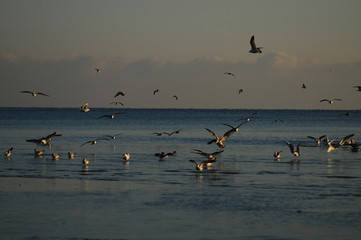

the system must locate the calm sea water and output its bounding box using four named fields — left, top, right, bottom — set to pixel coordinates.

left=0, top=108, right=361, bottom=240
